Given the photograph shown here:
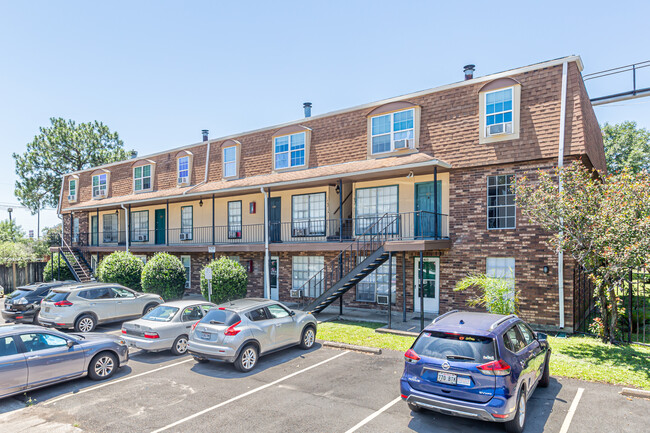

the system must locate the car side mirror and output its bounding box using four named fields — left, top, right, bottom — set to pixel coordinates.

left=536, top=332, right=547, bottom=341
left=289, top=311, right=296, bottom=317
left=66, top=340, right=75, bottom=348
